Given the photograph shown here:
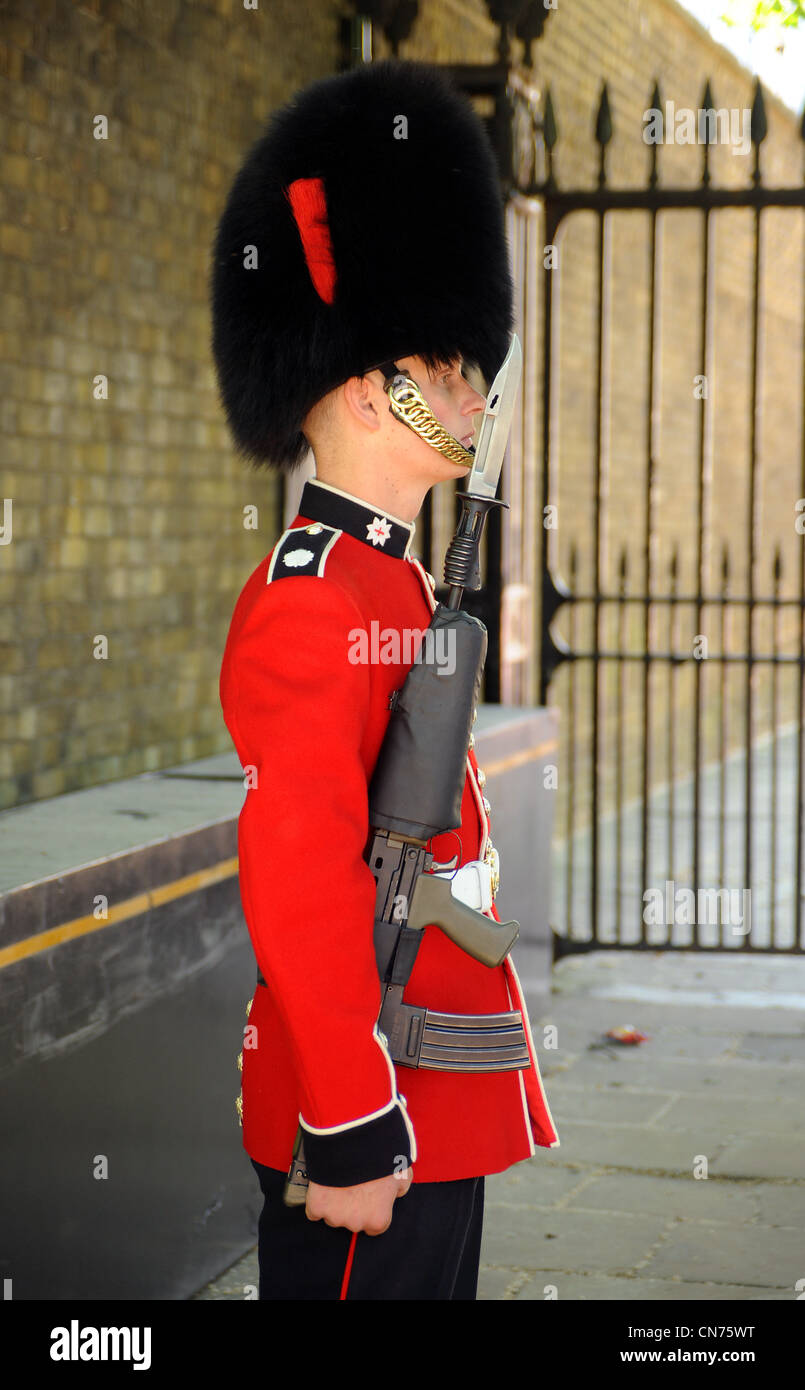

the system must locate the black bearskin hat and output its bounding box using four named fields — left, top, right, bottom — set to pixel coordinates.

left=210, top=59, right=513, bottom=471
